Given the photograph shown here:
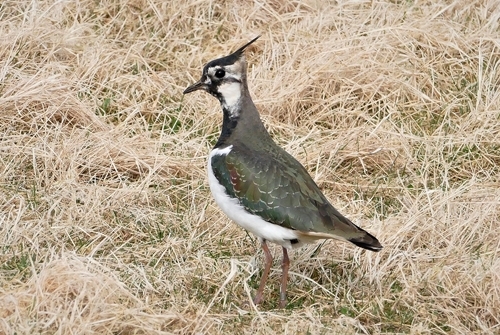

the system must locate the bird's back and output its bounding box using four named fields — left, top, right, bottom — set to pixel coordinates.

left=212, top=136, right=382, bottom=251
